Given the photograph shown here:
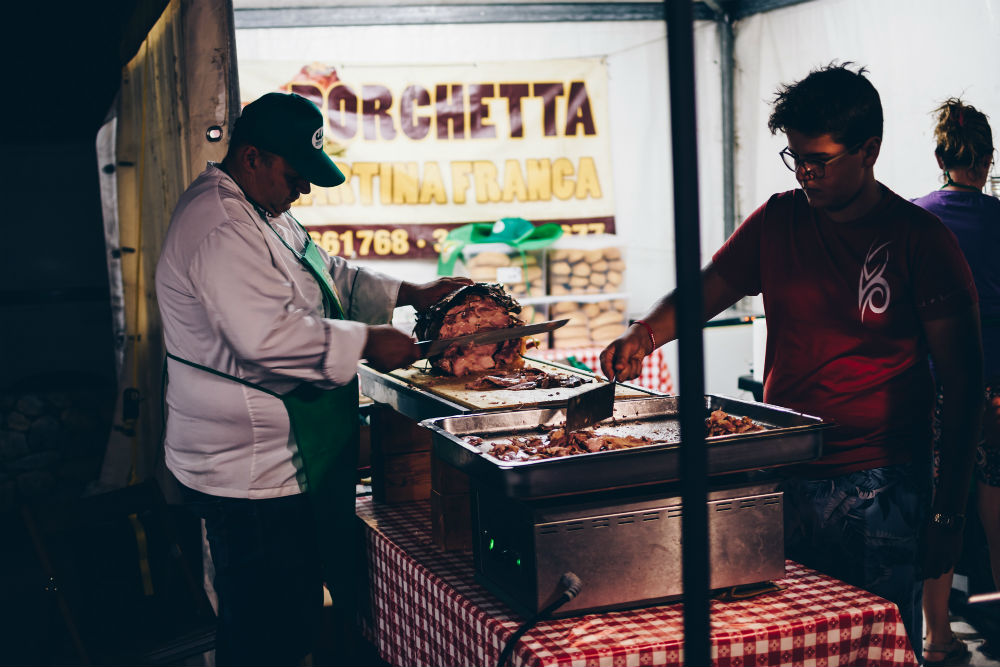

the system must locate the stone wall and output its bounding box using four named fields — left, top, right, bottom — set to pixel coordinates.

left=0, top=373, right=115, bottom=512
